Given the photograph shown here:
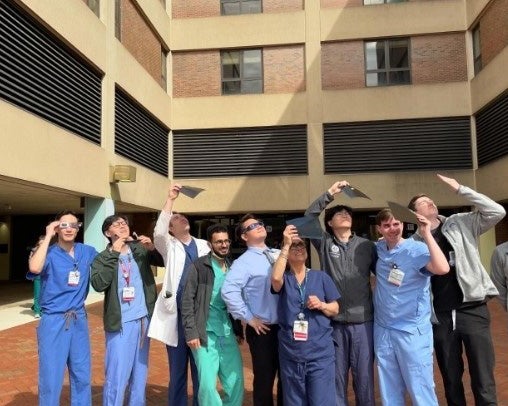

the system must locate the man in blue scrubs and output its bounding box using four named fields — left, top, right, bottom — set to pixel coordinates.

left=374, top=208, right=449, bottom=406
left=28, top=211, right=98, bottom=406
left=91, top=215, right=162, bottom=406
